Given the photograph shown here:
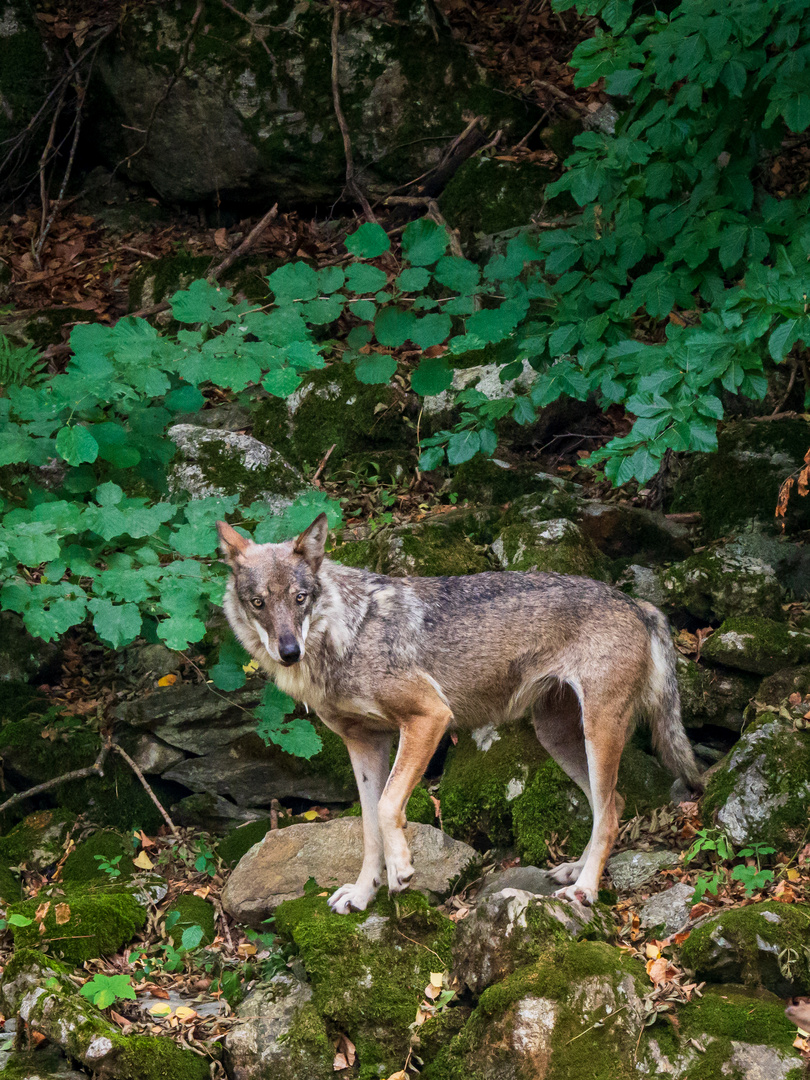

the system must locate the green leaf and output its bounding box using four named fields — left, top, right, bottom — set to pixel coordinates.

left=347, top=299, right=376, bottom=321
left=267, top=262, right=320, bottom=303
left=411, top=314, right=452, bottom=350
left=258, top=714, right=323, bottom=759
left=210, top=636, right=249, bottom=691
left=411, top=357, right=453, bottom=397
left=157, top=613, right=206, bottom=651
left=345, top=222, right=391, bottom=258
left=262, top=367, right=302, bottom=398
left=374, top=307, right=416, bottom=348
left=783, top=92, right=810, bottom=134
left=181, top=925, right=204, bottom=951
left=88, top=598, right=142, bottom=649
left=345, top=264, right=388, bottom=294
left=447, top=429, right=481, bottom=465
left=170, top=280, right=234, bottom=324
left=433, top=256, right=480, bottom=293
left=396, top=267, right=431, bottom=292
left=56, top=425, right=98, bottom=466
left=419, top=445, right=445, bottom=470
left=769, top=318, right=798, bottom=362
left=354, top=354, right=397, bottom=385
left=402, top=218, right=449, bottom=266
left=0, top=426, right=32, bottom=466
